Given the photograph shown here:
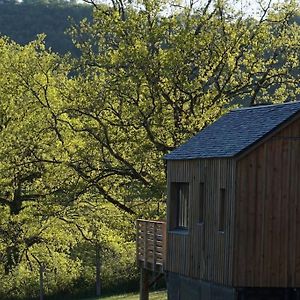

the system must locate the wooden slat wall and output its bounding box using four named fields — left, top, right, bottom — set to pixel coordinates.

left=136, top=219, right=166, bottom=273
left=233, top=117, right=300, bottom=287
left=166, top=158, right=236, bottom=286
